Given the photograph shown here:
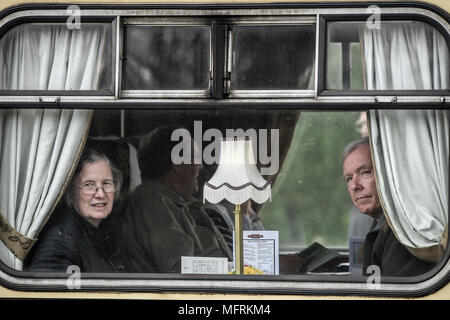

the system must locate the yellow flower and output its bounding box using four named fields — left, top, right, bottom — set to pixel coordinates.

left=229, top=265, right=264, bottom=275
